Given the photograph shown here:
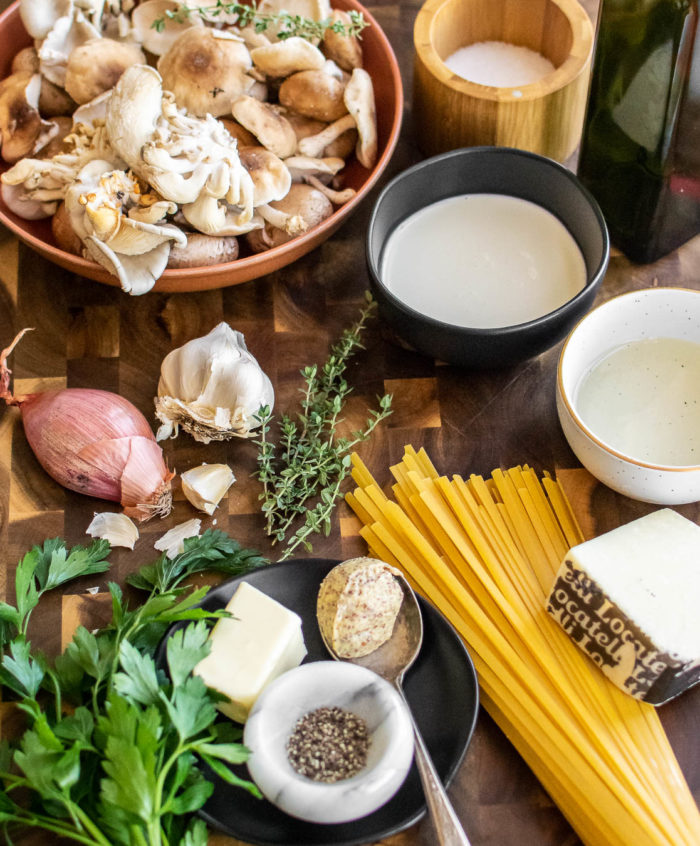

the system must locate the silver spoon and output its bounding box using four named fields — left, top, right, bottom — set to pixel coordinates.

left=320, top=573, right=472, bottom=846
